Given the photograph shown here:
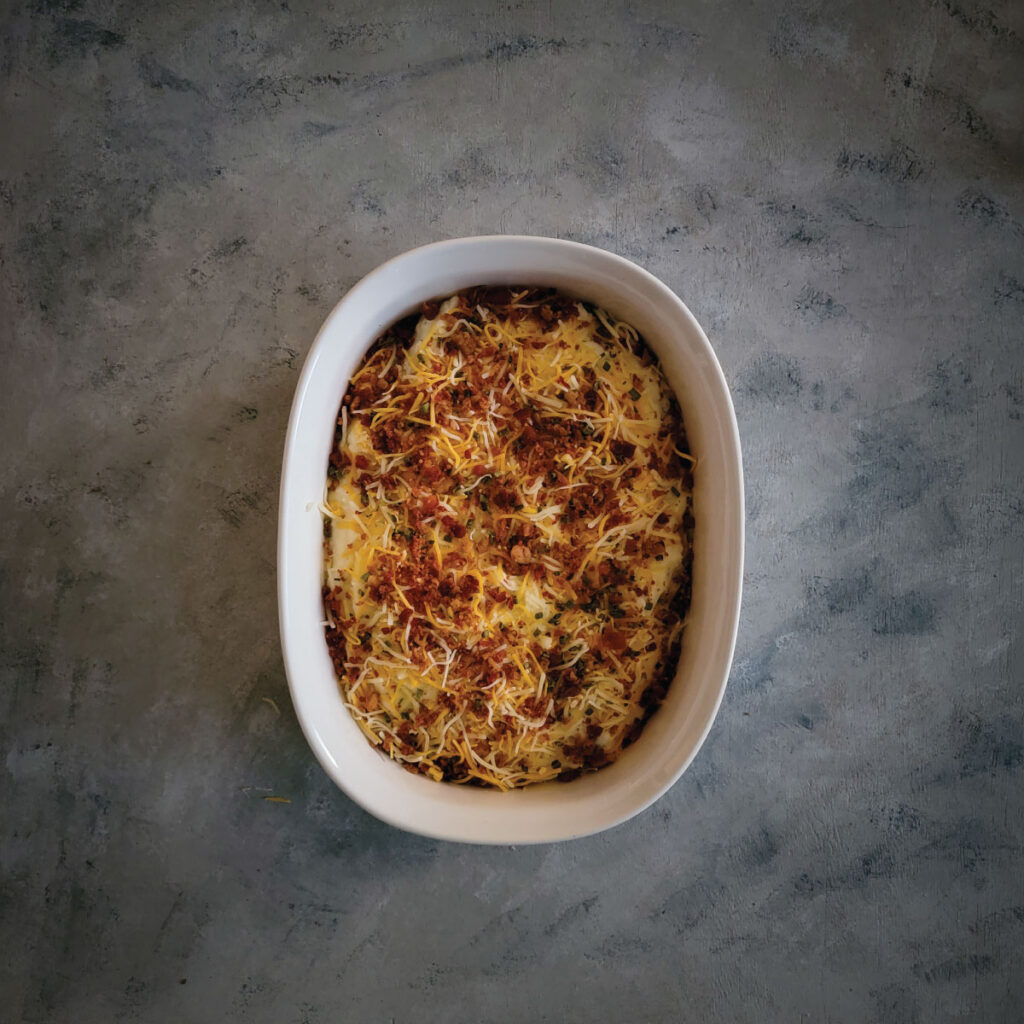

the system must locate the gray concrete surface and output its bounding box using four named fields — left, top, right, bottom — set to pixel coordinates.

left=2, top=0, right=1023, bottom=1021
